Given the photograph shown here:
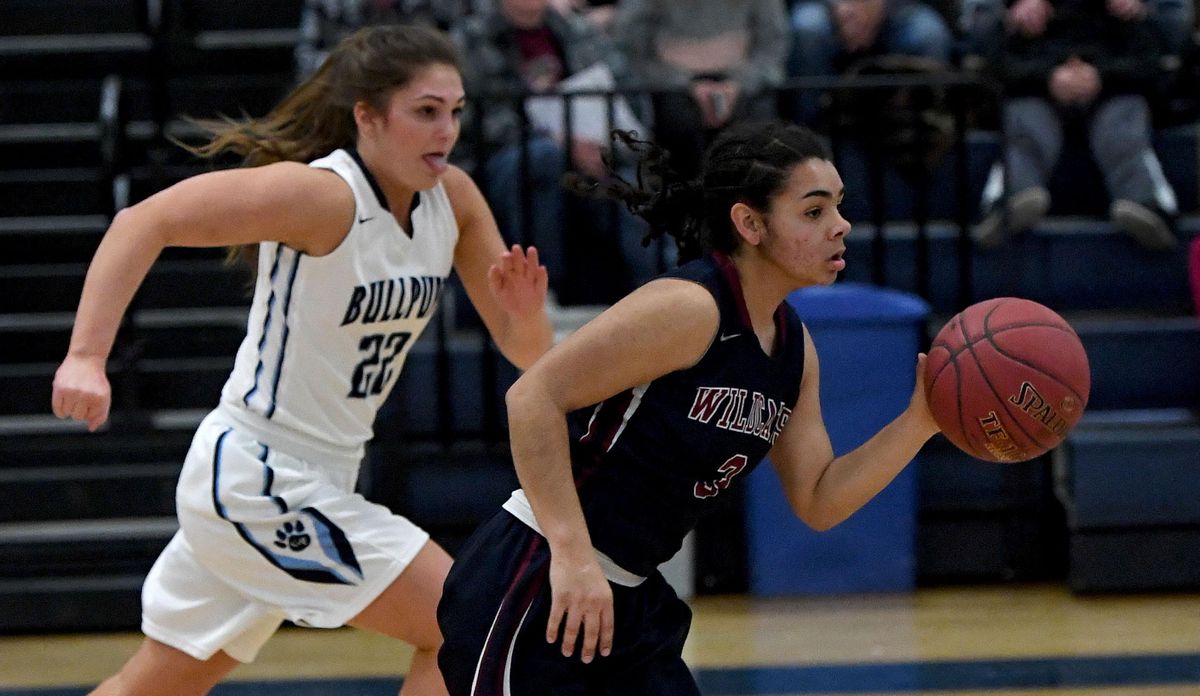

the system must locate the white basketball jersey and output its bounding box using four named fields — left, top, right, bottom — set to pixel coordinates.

left=220, top=148, right=459, bottom=453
